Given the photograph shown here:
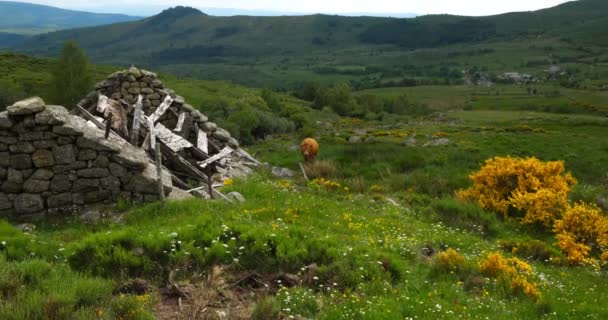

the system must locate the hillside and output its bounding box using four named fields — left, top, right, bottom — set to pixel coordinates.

left=2, top=44, right=608, bottom=319
left=11, top=0, right=608, bottom=88
left=0, top=1, right=141, bottom=36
